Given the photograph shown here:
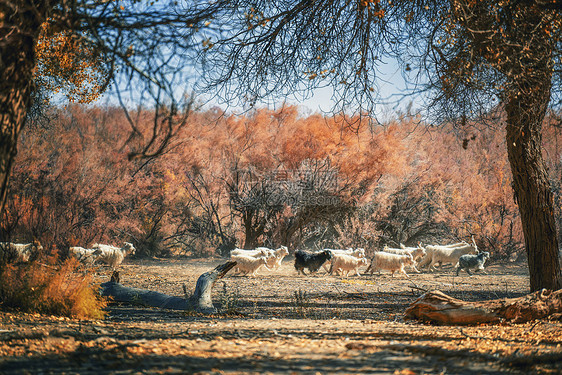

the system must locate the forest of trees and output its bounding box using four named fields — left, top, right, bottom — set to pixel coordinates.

left=5, top=103, right=562, bottom=261
left=1, top=0, right=561, bottom=291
